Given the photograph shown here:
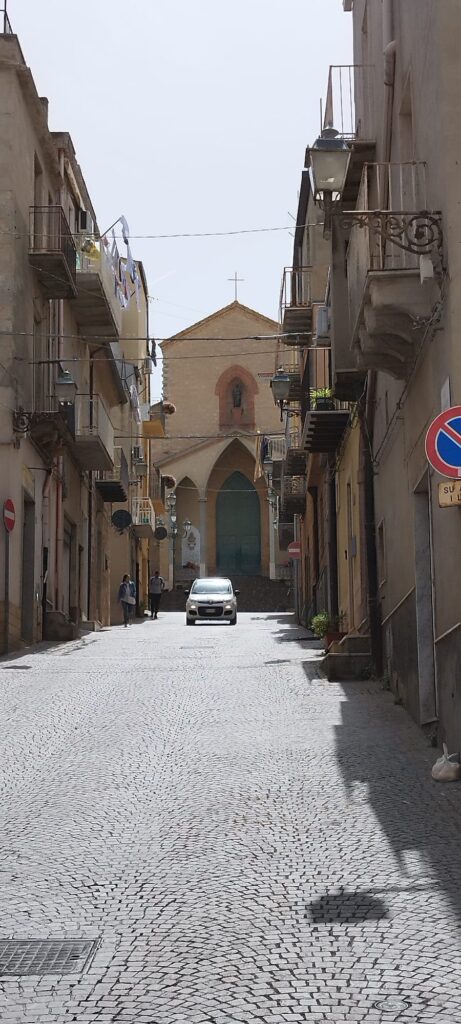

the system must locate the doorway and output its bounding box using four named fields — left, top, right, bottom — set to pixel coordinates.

left=216, top=472, right=261, bottom=575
